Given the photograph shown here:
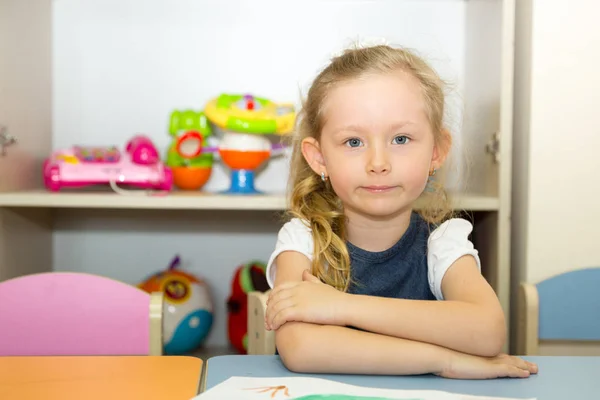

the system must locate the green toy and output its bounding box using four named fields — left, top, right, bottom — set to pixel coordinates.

left=167, top=110, right=214, bottom=168
left=167, top=110, right=214, bottom=190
